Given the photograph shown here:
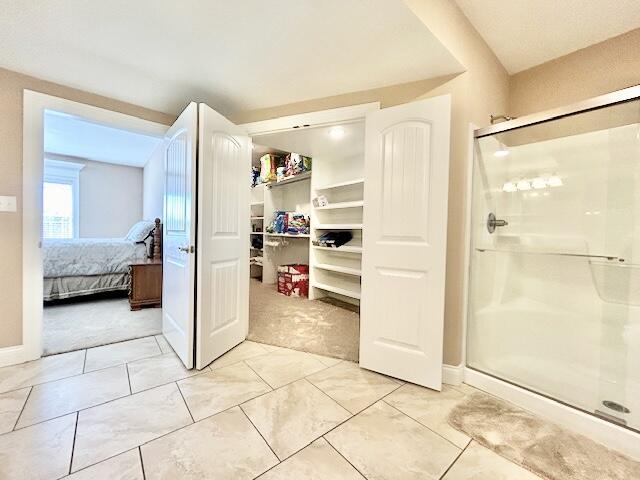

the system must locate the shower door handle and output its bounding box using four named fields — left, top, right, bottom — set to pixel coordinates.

left=487, top=213, right=508, bottom=233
